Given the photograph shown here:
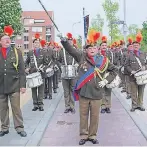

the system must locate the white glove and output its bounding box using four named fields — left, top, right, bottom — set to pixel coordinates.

left=131, top=71, right=136, bottom=75
left=57, top=33, right=63, bottom=38
left=98, top=79, right=108, bottom=88
left=57, top=33, right=67, bottom=42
